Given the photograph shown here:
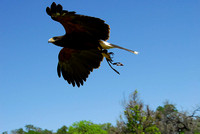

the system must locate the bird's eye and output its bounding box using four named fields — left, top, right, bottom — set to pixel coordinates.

left=53, top=37, right=57, bottom=40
